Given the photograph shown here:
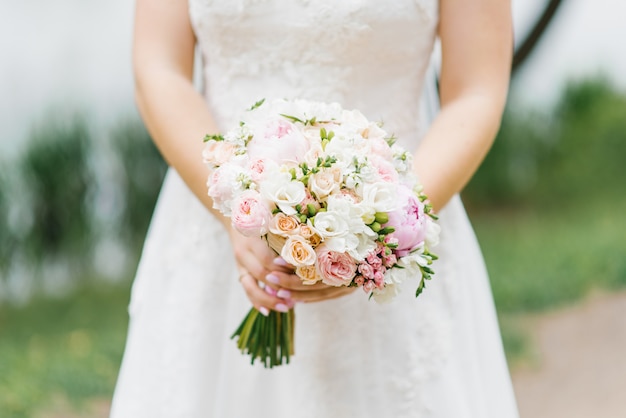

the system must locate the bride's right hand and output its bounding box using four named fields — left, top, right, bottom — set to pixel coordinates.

left=228, top=229, right=356, bottom=315
left=228, top=229, right=297, bottom=316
